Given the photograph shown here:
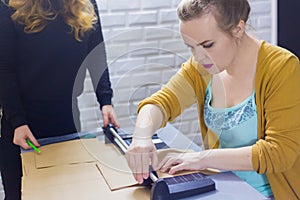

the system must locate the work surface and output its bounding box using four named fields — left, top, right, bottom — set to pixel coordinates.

left=21, top=125, right=267, bottom=200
